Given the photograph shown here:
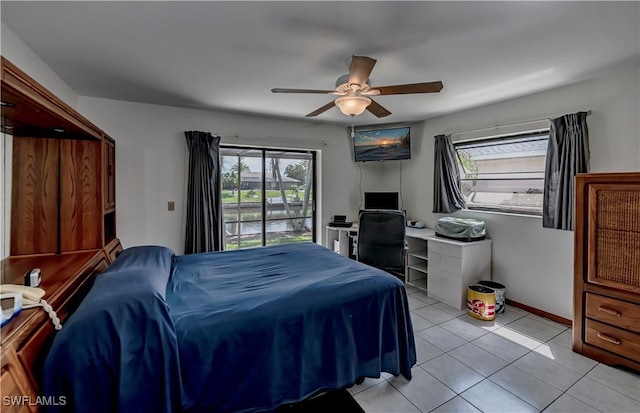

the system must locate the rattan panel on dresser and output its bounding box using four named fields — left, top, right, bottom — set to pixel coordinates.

left=573, top=172, right=640, bottom=372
